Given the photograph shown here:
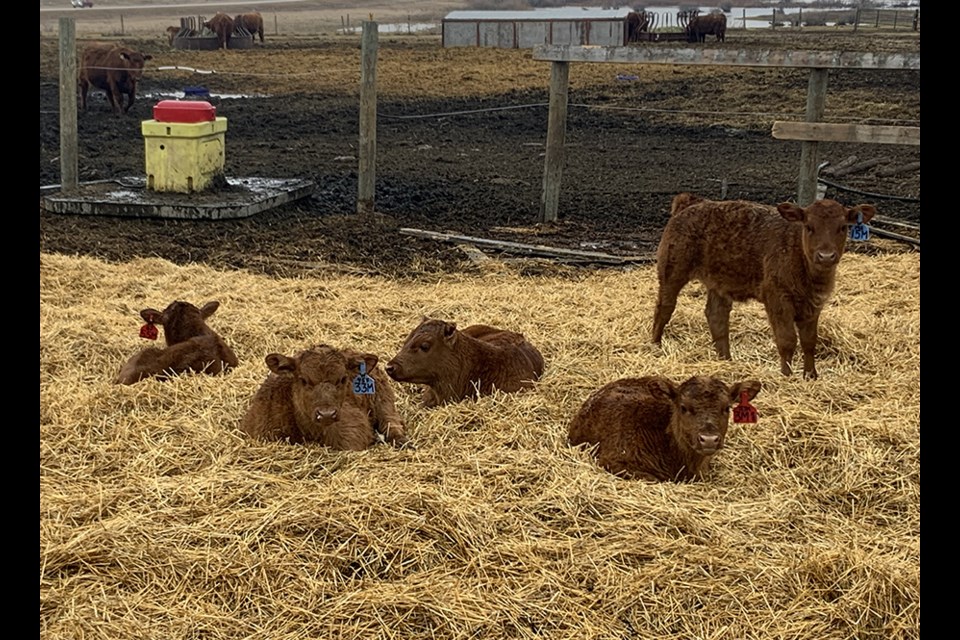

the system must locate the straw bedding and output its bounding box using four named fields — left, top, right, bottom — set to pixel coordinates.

left=40, top=249, right=919, bottom=639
